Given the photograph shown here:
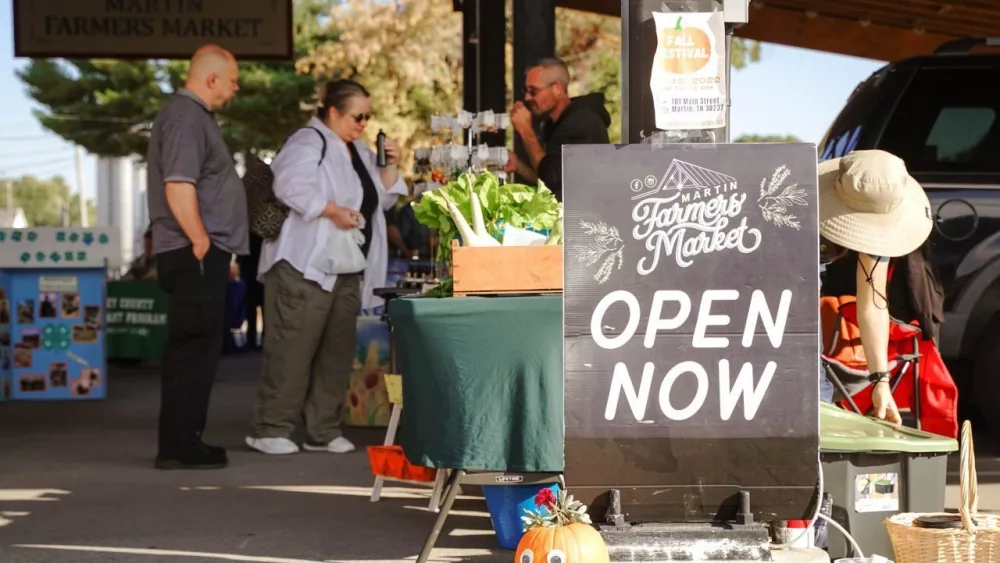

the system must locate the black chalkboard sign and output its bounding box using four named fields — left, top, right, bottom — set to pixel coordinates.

left=563, top=143, right=820, bottom=523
